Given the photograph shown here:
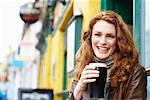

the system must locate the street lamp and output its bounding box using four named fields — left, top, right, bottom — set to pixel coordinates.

left=19, top=1, right=42, bottom=40
left=19, top=2, right=41, bottom=24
